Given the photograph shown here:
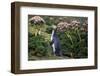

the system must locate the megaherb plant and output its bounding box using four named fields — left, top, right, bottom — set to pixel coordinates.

left=57, top=23, right=88, bottom=58
left=28, top=16, right=88, bottom=60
